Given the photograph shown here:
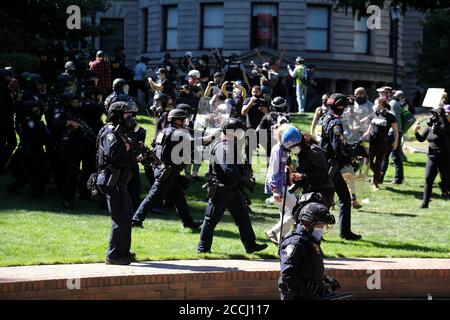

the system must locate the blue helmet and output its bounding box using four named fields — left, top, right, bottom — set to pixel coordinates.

left=281, top=126, right=303, bottom=149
